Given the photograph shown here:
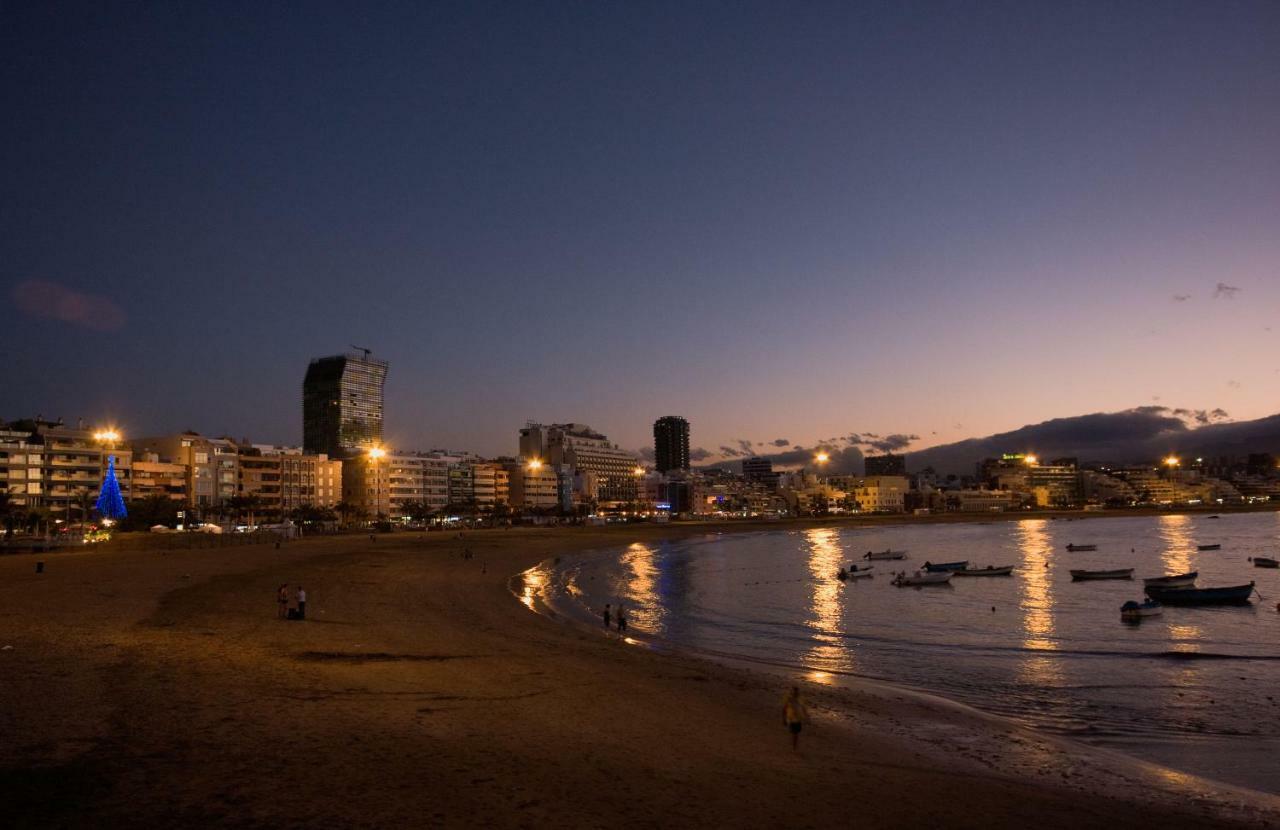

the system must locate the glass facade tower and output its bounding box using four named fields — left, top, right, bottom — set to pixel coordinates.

left=302, top=353, right=389, bottom=458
